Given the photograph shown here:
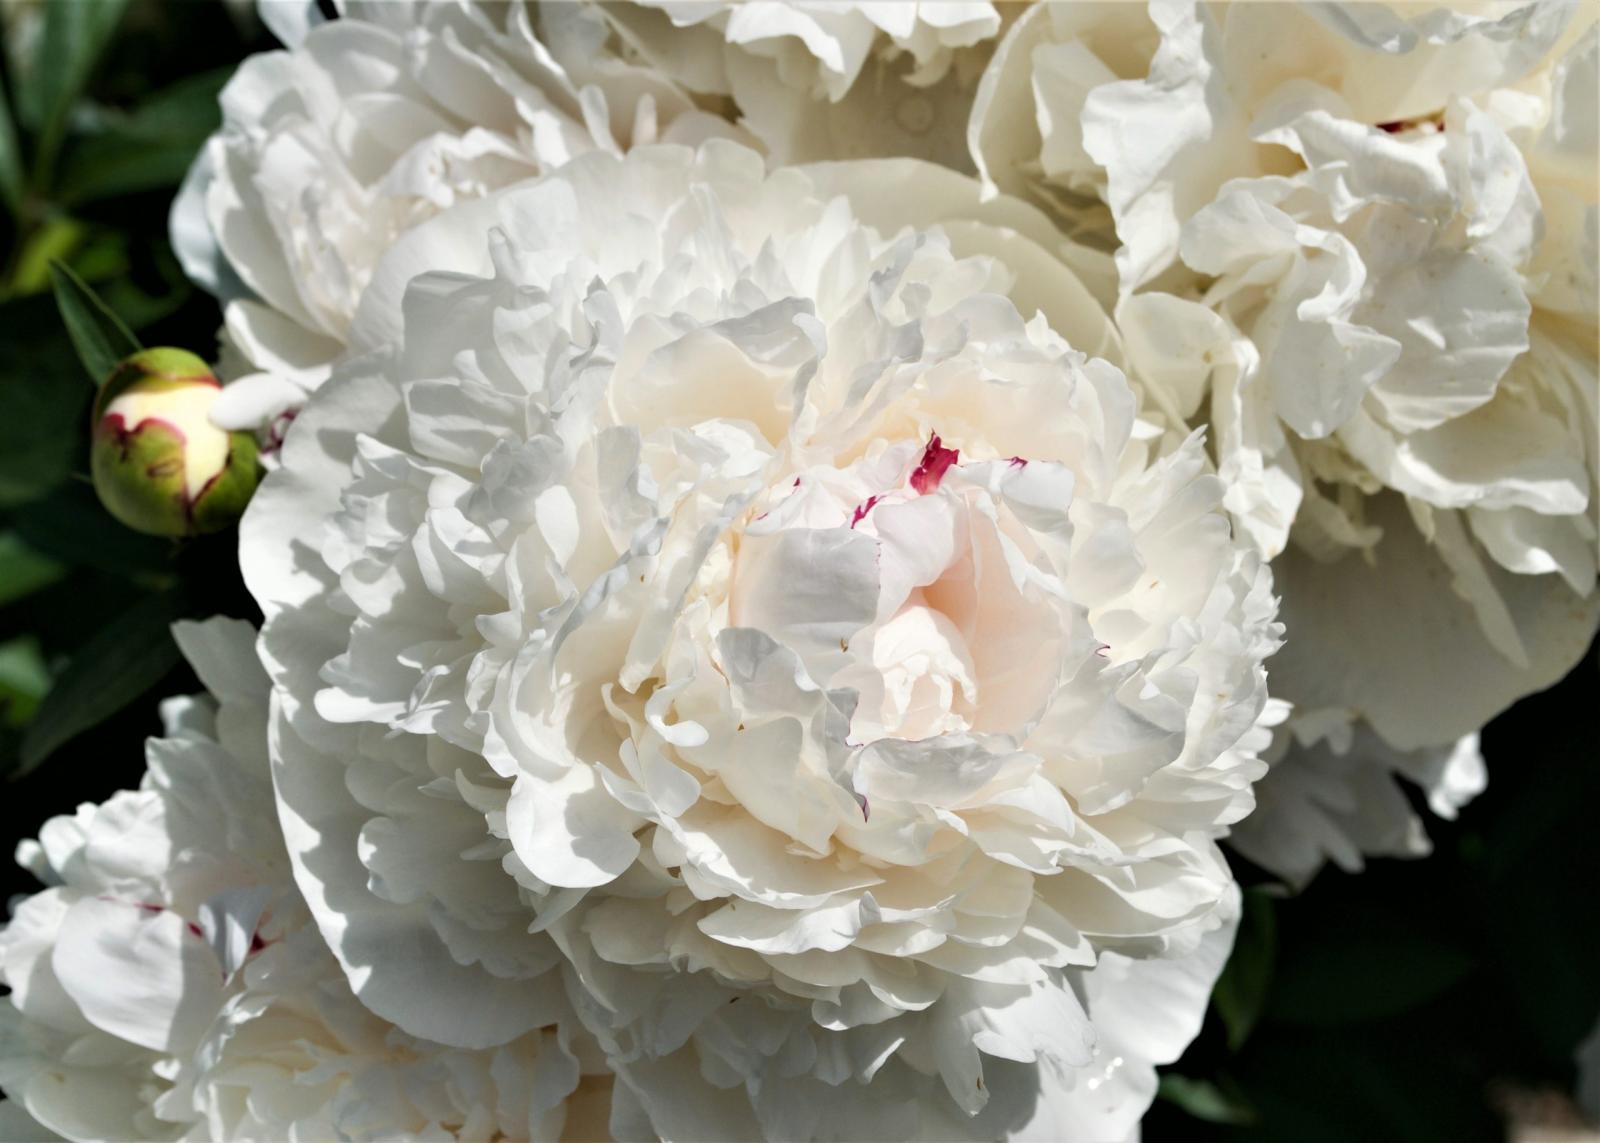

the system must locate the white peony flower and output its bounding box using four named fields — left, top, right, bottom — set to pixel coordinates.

left=170, top=0, right=737, bottom=443
left=598, top=1, right=1005, bottom=168
left=968, top=2, right=1163, bottom=252
left=972, top=0, right=1600, bottom=883
left=0, top=619, right=601, bottom=1141
left=241, top=139, right=1278, bottom=1139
